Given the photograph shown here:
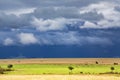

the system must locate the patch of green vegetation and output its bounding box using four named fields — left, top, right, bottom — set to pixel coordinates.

left=1, top=64, right=120, bottom=75
left=0, top=64, right=13, bottom=74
